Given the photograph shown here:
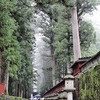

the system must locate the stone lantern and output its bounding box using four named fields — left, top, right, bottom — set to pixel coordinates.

left=64, top=74, right=76, bottom=100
